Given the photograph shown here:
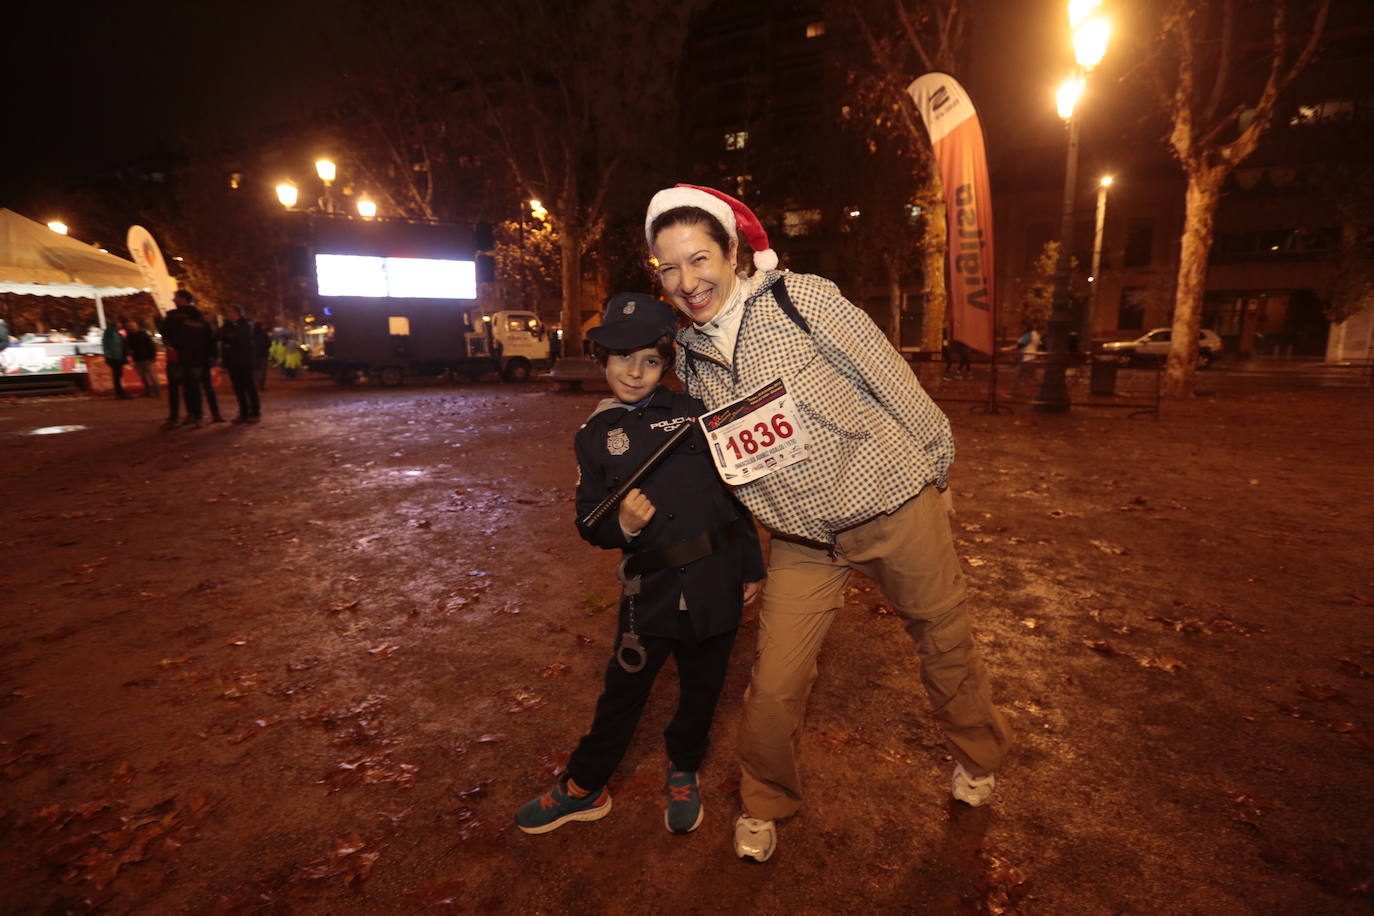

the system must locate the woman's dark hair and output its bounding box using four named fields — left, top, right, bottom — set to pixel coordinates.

left=649, top=206, right=732, bottom=255
left=591, top=332, right=677, bottom=371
